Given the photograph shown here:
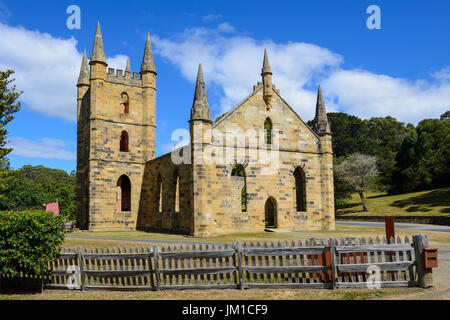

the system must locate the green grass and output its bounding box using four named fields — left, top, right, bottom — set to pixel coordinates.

left=336, top=187, right=450, bottom=217
left=0, top=287, right=422, bottom=300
